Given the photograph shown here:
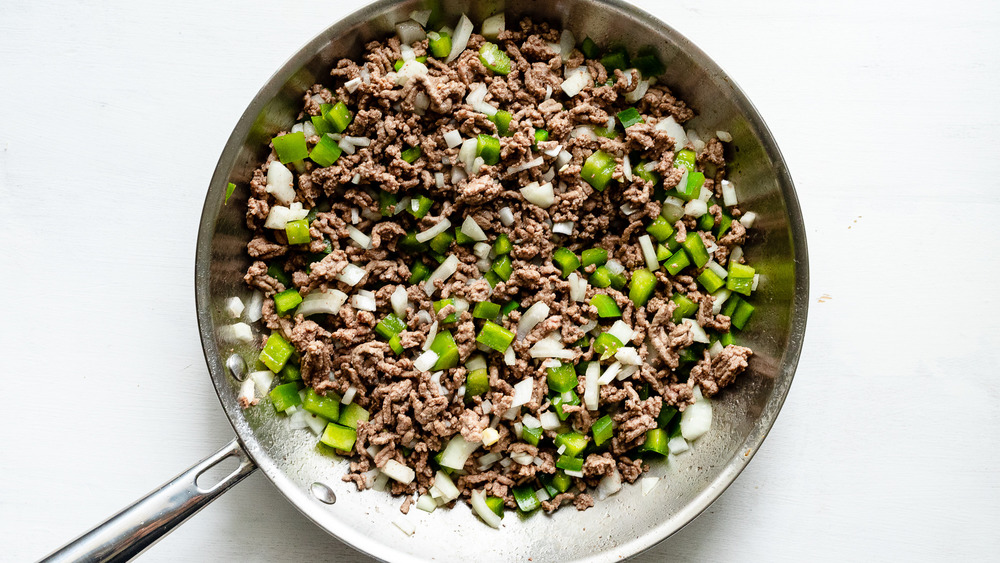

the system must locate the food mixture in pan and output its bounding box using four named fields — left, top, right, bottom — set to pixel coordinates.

left=225, top=11, right=760, bottom=526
